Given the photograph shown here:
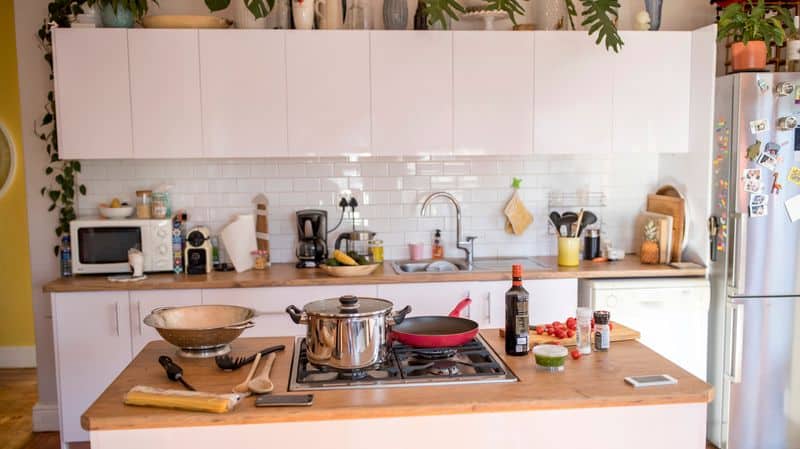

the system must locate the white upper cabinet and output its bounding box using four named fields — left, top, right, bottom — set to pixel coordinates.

left=533, top=31, right=614, bottom=154
left=199, top=30, right=288, bottom=157
left=128, top=29, right=202, bottom=159
left=286, top=31, right=370, bottom=156
left=453, top=32, right=534, bottom=156
left=53, top=29, right=133, bottom=159
left=371, top=31, right=453, bottom=155
left=613, top=32, right=691, bottom=153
